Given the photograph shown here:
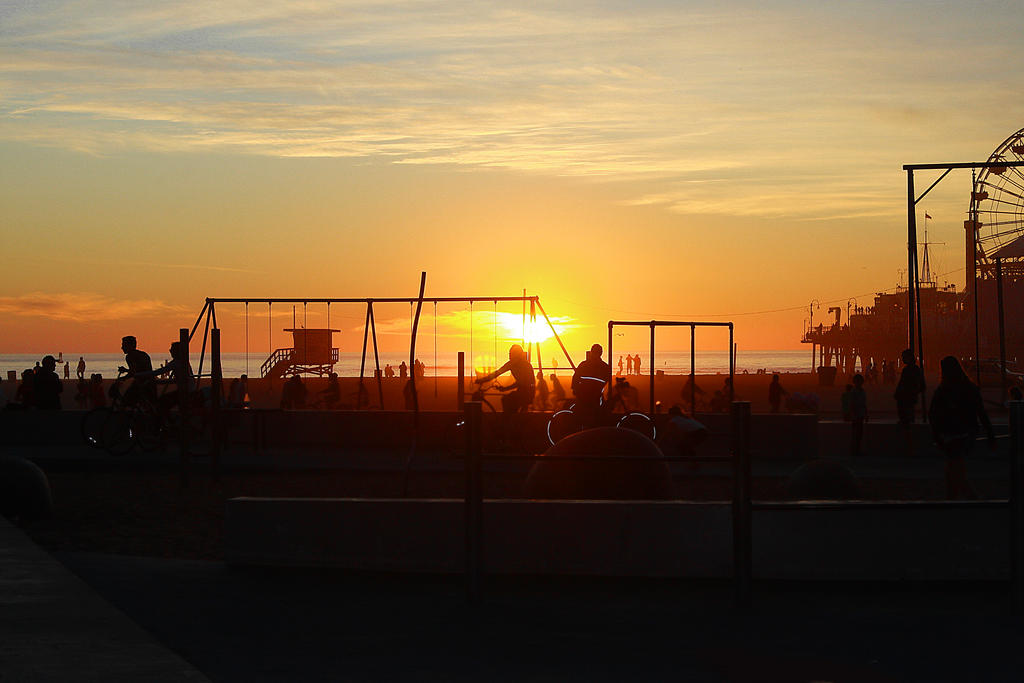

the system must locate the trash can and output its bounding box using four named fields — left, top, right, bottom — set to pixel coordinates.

left=816, top=365, right=837, bottom=387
